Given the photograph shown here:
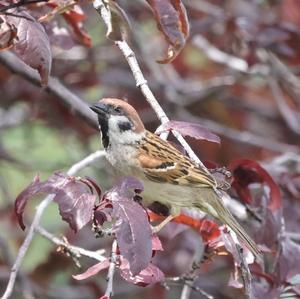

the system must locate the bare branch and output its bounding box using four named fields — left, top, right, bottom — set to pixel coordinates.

left=35, top=226, right=106, bottom=263
left=269, top=78, right=300, bottom=136
left=192, top=35, right=269, bottom=76
left=186, top=0, right=224, bottom=17
left=0, top=0, right=49, bottom=13
left=1, top=150, right=105, bottom=299
left=1, top=195, right=54, bottom=299
left=67, top=150, right=106, bottom=175
left=263, top=51, right=300, bottom=105
left=236, top=245, right=252, bottom=299
left=177, top=108, right=298, bottom=153
left=105, top=239, right=118, bottom=298
left=179, top=237, right=214, bottom=299
left=0, top=51, right=98, bottom=130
